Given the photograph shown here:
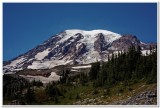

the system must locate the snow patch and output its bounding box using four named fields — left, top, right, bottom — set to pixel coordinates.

left=76, top=43, right=82, bottom=50
left=35, top=48, right=50, bottom=60
left=80, top=50, right=101, bottom=64
left=9, top=58, right=26, bottom=67
left=71, top=69, right=79, bottom=72
left=140, top=41, right=147, bottom=45
left=4, top=72, right=16, bottom=75
left=141, top=50, right=150, bottom=56
left=48, top=72, right=60, bottom=81
left=27, top=59, right=72, bottom=69
left=72, top=65, right=91, bottom=69
left=20, top=72, right=60, bottom=84
left=3, top=57, right=26, bottom=72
